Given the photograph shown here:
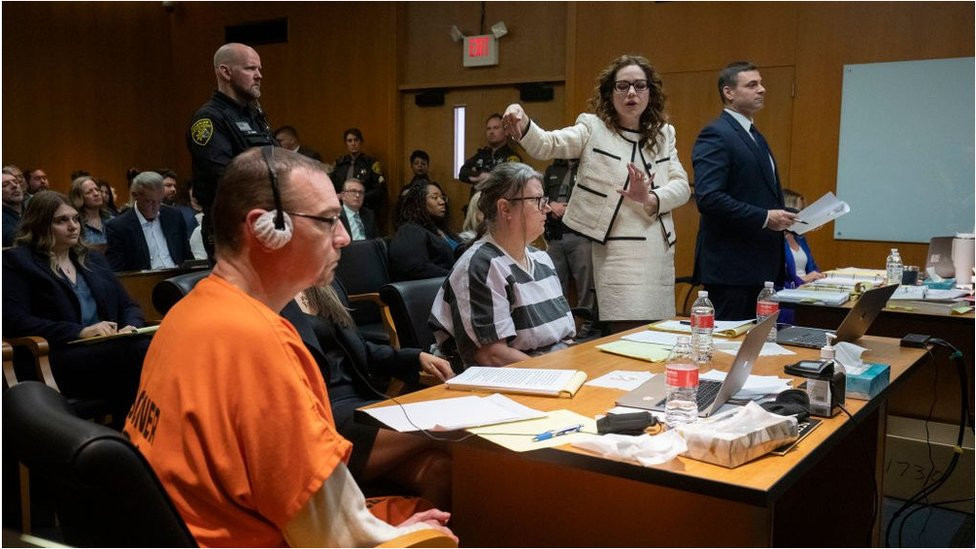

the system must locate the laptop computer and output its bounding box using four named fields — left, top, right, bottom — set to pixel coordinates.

left=615, top=313, right=778, bottom=418
left=776, top=283, right=899, bottom=349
